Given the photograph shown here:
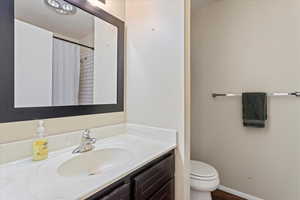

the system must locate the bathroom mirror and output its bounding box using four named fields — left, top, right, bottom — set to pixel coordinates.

left=0, top=0, right=124, bottom=122
left=15, top=0, right=118, bottom=107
